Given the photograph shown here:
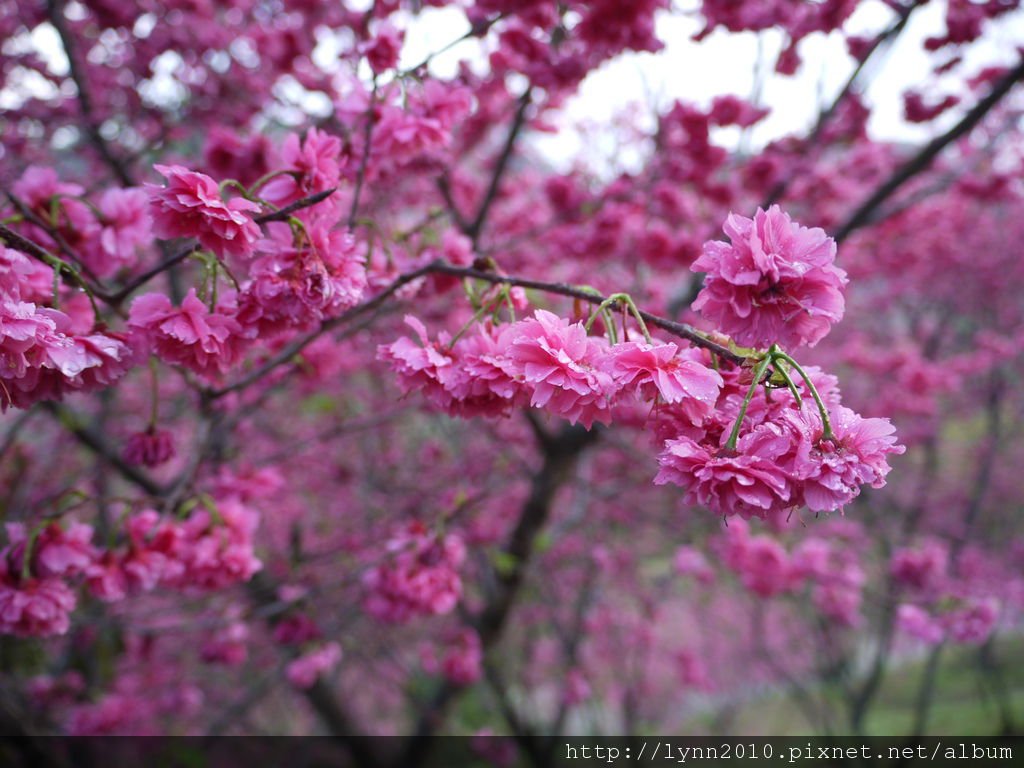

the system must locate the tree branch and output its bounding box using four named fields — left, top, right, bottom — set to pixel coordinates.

left=47, top=0, right=135, bottom=186
left=833, top=55, right=1024, bottom=243
left=466, top=88, right=533, bottom=246
left=398, top=419, right=599, bottom=768
left=41, top=402, right=167, bottom=497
